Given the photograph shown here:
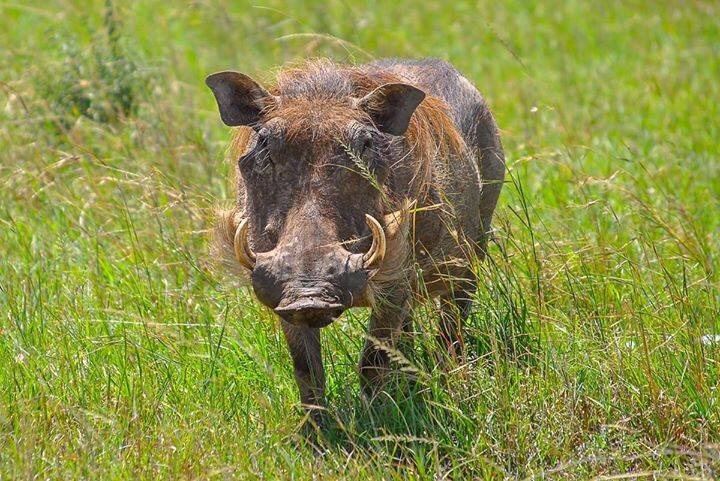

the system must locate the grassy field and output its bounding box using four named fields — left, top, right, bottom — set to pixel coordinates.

left=1, top=0, right=719, bottom=479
